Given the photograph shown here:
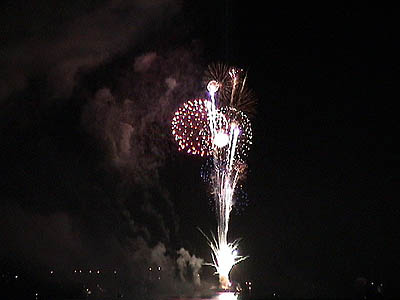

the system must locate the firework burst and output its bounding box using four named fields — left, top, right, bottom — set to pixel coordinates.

left=204, top=63, right=257, bottom=116
left=218, top=106, right=252, bottom=162
left=171, top=98, right=212, bottom=156
left=172, top=63, right=256, bottom=290
left=199, top=229, right=248, bottom=290
left=202, top=71, right=254, bottom=289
